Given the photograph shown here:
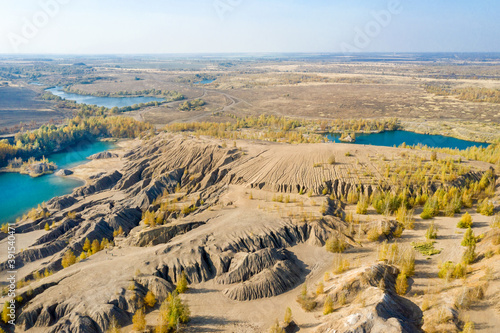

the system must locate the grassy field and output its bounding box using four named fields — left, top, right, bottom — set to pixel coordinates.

left=1, top=56, right=499, bottom=139
left=0, top=85, right=69, bottom=132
